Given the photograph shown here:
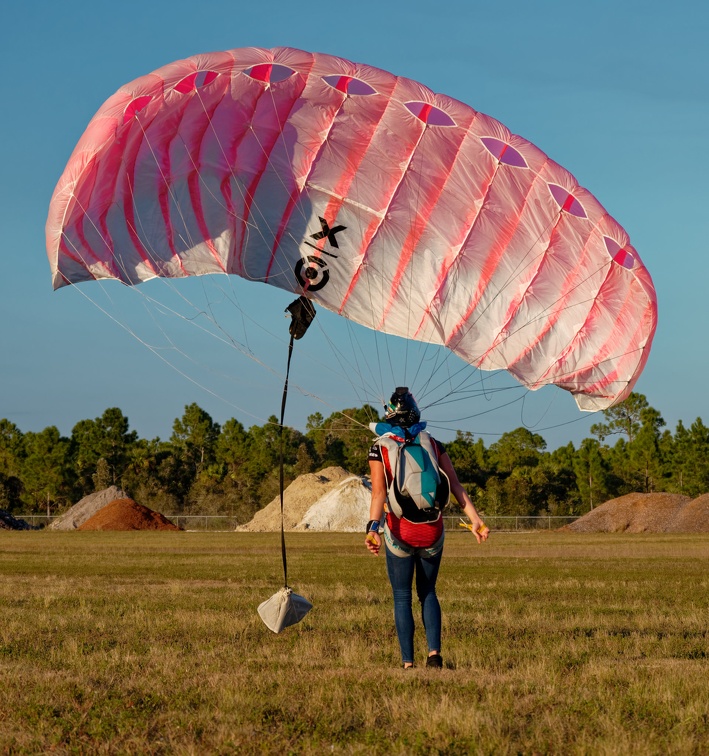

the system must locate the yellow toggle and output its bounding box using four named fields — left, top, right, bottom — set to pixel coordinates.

left=459, top=518, right=489, bottom=537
